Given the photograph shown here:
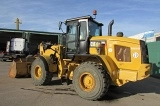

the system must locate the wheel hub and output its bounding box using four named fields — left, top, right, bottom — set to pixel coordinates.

left=35, top=65, right=42, bottom=79
left=79, top=72, right=95, bottom=92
